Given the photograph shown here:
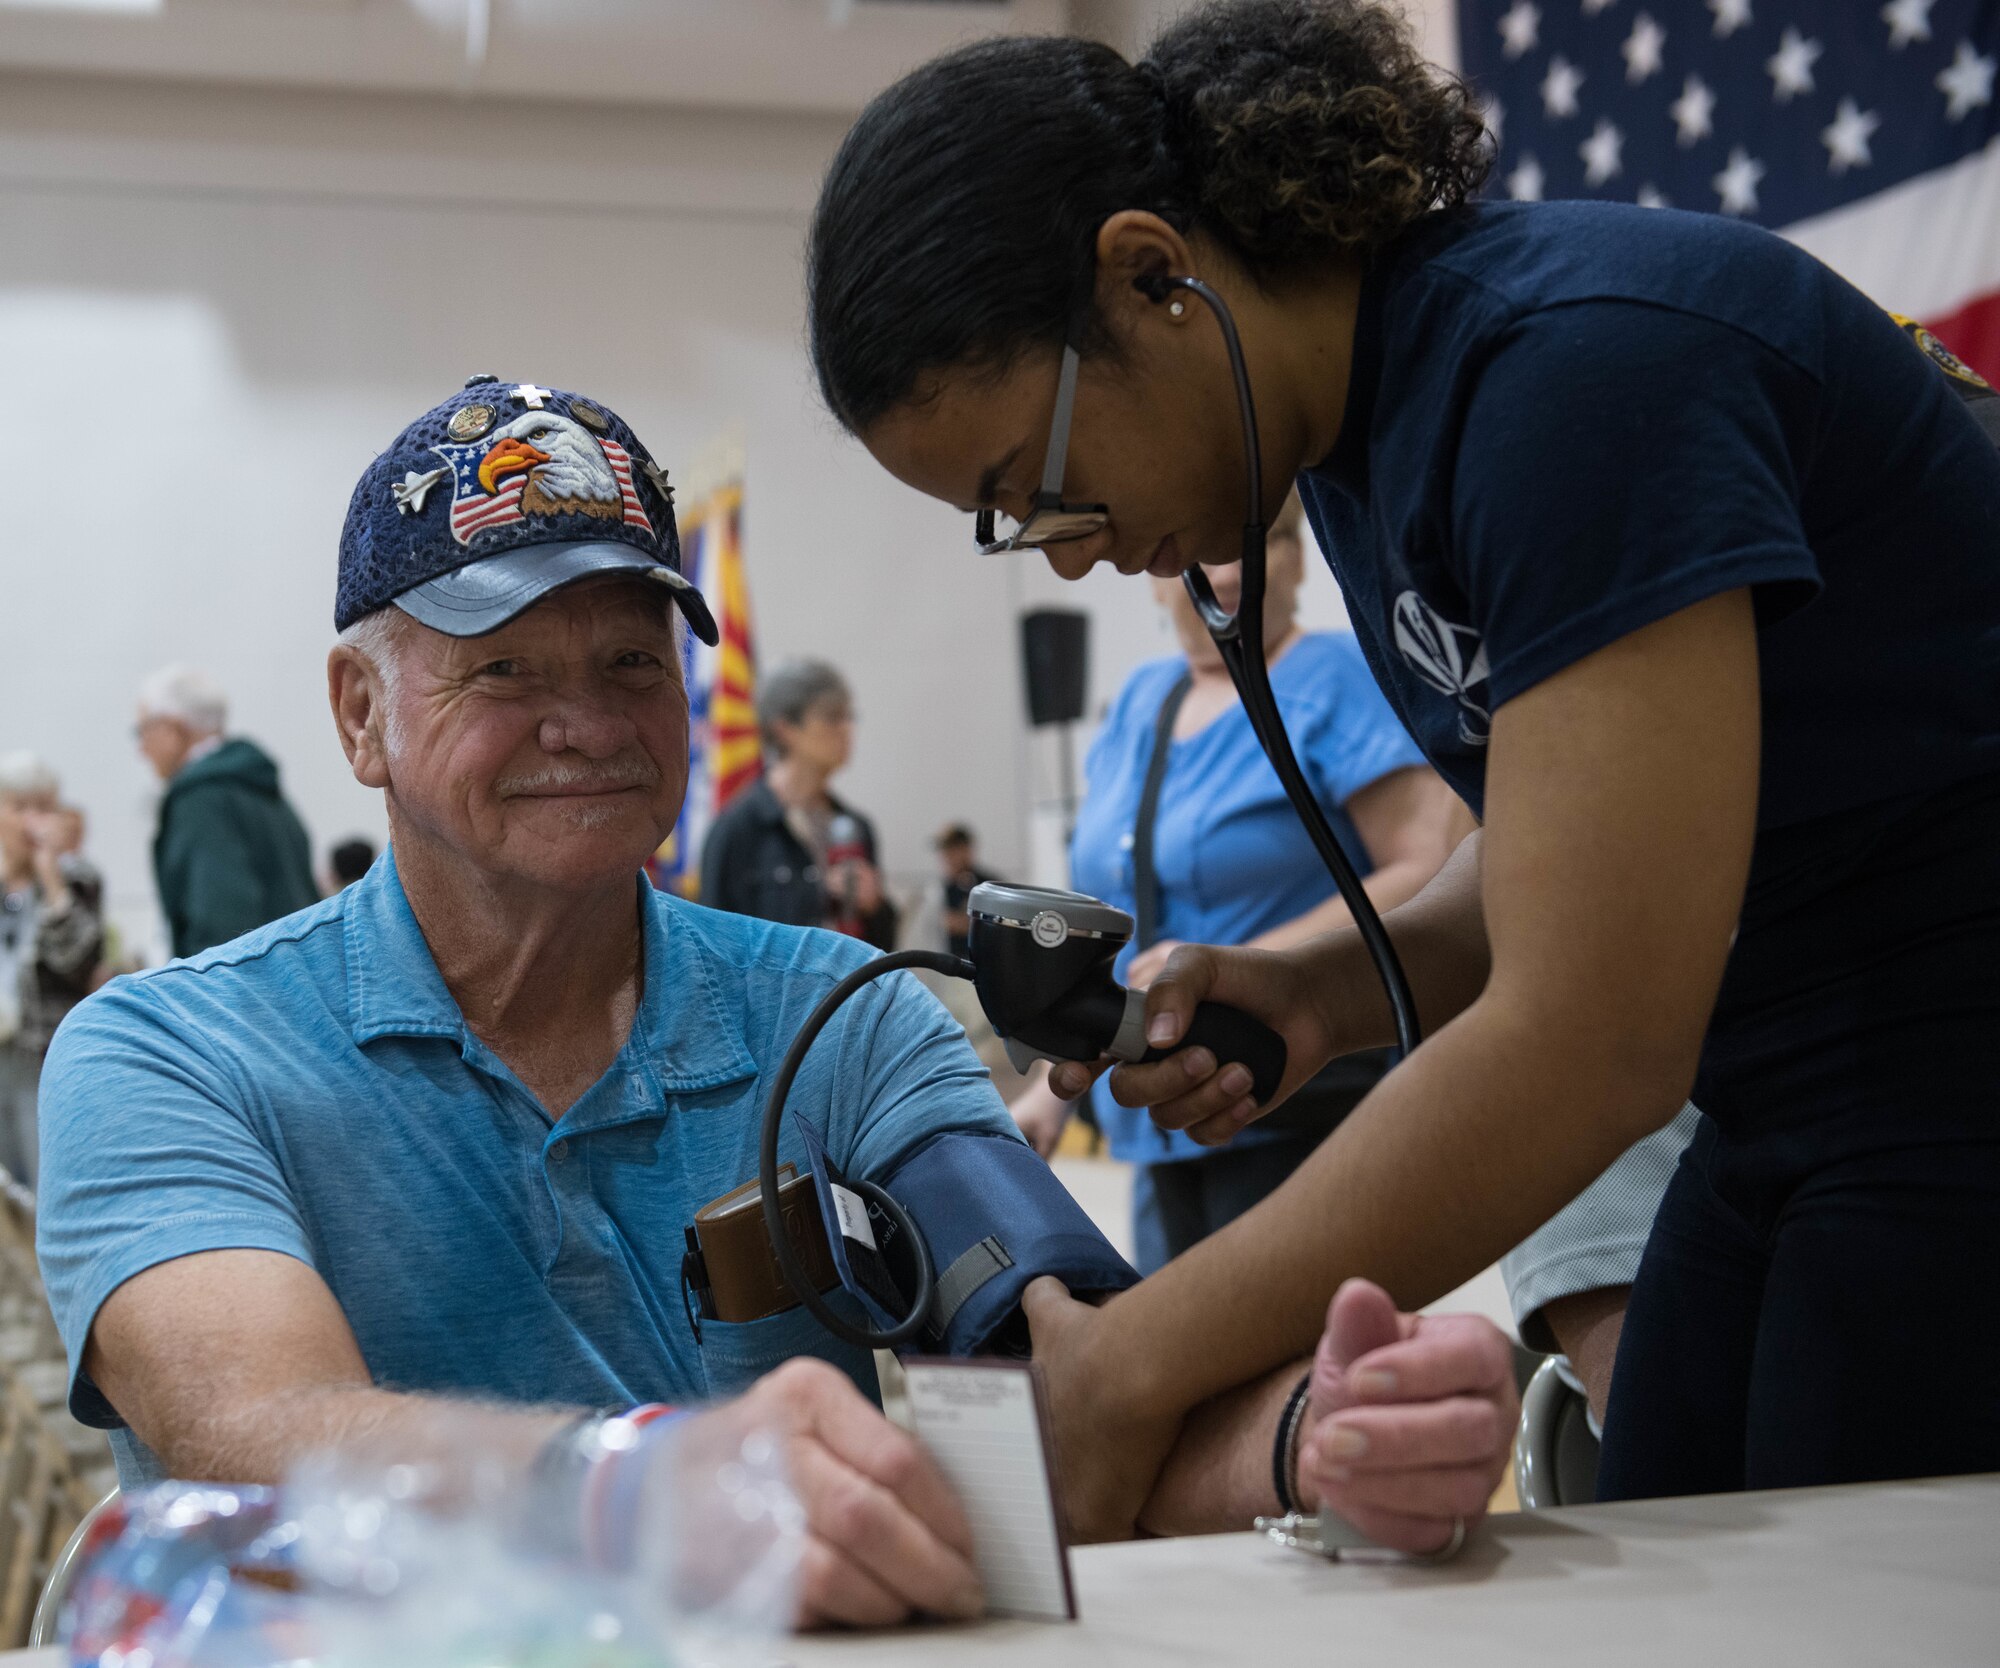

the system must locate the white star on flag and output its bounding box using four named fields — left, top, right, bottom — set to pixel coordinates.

left=1506, top=153, right=1547, bottom=201
left=1482, top=95, right=1506, bottom=148
left=1498, top=0, right=1540, bottom=60
left=1821, top=99, right=1881, bottom=174
left=1938, top=41, right=1997, bottom=121
left=1712, top=145, right=1766, bottom=214
left=1669, top=74, right=1717, bottom=146
left=1881, top=0, right=1934, bottom=50
left=1767, top=28, right=1823, bottom=103
left=1636, top=183, right=1671, bottom=209
left=1581, top=0, right=1617, bottom=14
left=1580, top=118, right=1626, bottom=184
left=1541, top=55, right=1586, bottom=118
left=1708, top=0, right=1751, bottom=39
left=1622, top=13, right=1666, bottom=83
